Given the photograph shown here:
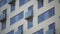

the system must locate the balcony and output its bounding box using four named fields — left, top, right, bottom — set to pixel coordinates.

left=0, top=13, right=6, bottom=22
left=7, top=0, right=15, bottom=4
left=24, top=10, right=33, bottom=20
left=46, top=29, right=55, bottom=34
left=15, top=30, right=23, bottom=34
